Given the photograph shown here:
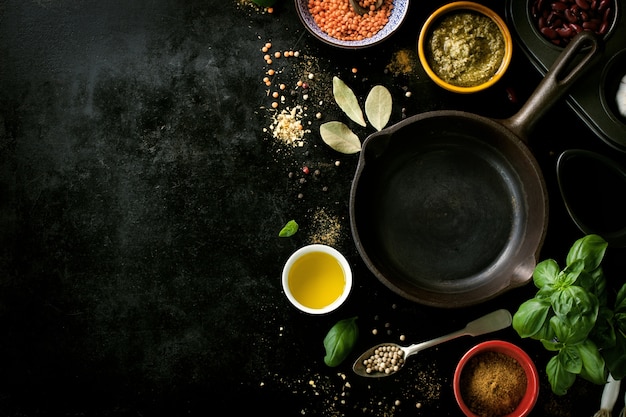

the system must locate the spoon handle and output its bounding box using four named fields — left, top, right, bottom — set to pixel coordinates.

left=404, top=309, right=512, bottom=356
